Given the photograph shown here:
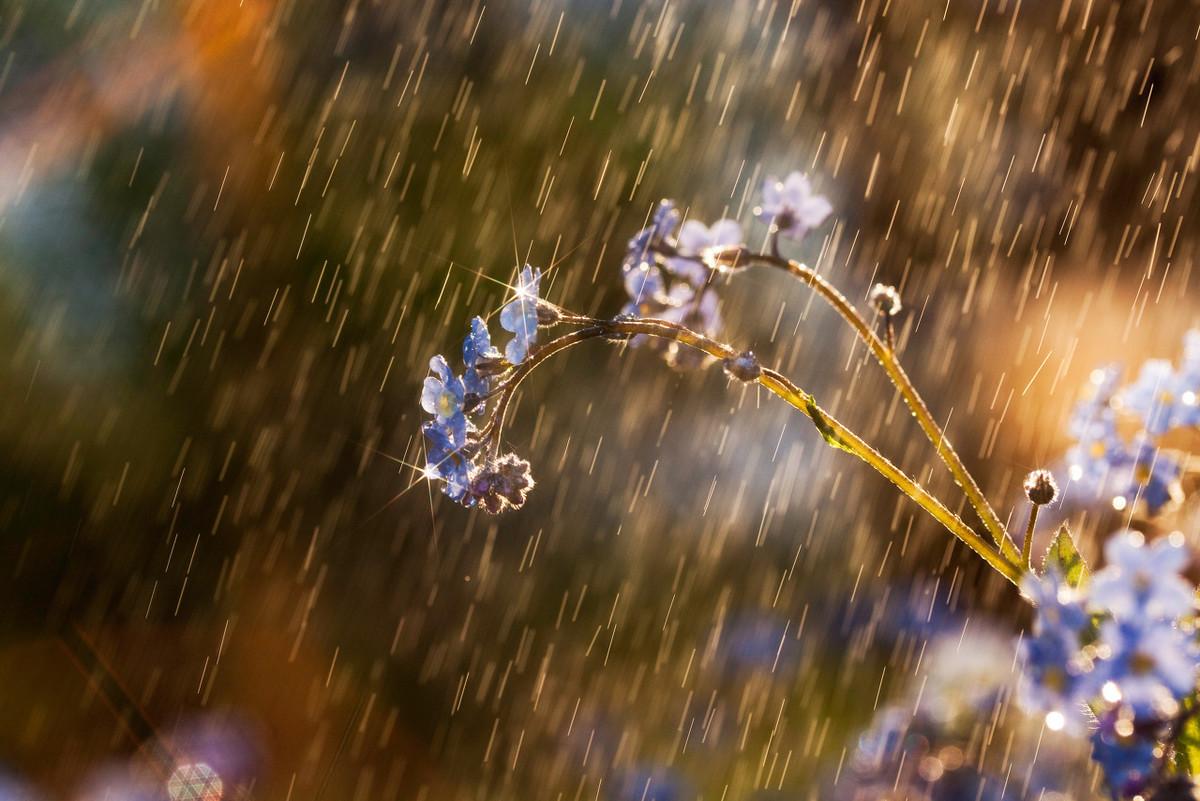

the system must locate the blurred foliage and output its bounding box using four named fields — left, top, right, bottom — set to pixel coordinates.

left=2, top=0, right=1200, bottom=798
